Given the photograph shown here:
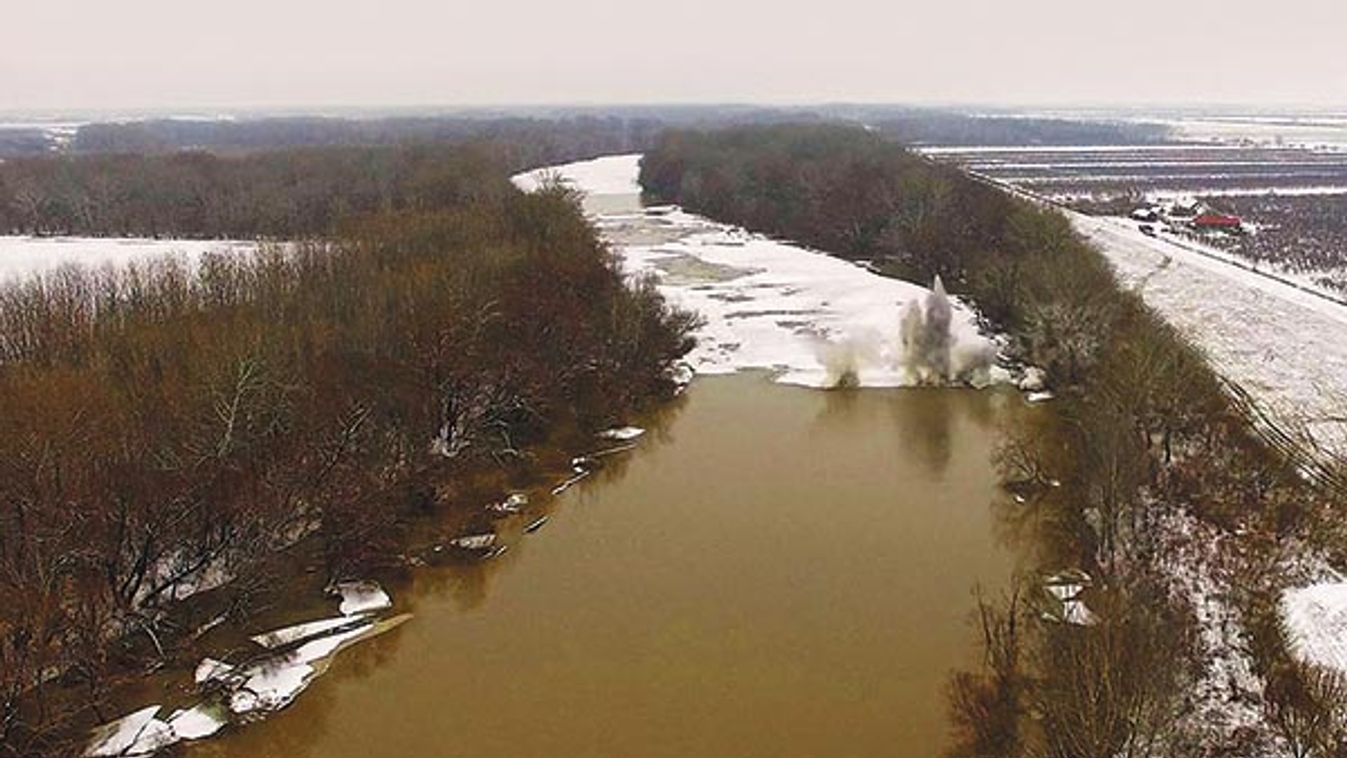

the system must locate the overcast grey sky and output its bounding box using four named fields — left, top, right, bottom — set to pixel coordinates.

left=4, top=0, right=1345, bottom=112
